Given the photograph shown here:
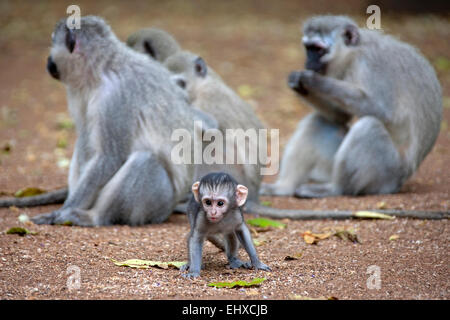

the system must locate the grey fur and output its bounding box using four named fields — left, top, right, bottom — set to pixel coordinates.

left=182, top=173, right=270, bottom=278
left=126, top=28, right=181, bottom=63
left=164, top=51, right=265, bottom=202
left=0, top=27, right=183, bottom=210
left=261, top=15, right=442, bottom=198
left=31, top=16, right=204, bottom=226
